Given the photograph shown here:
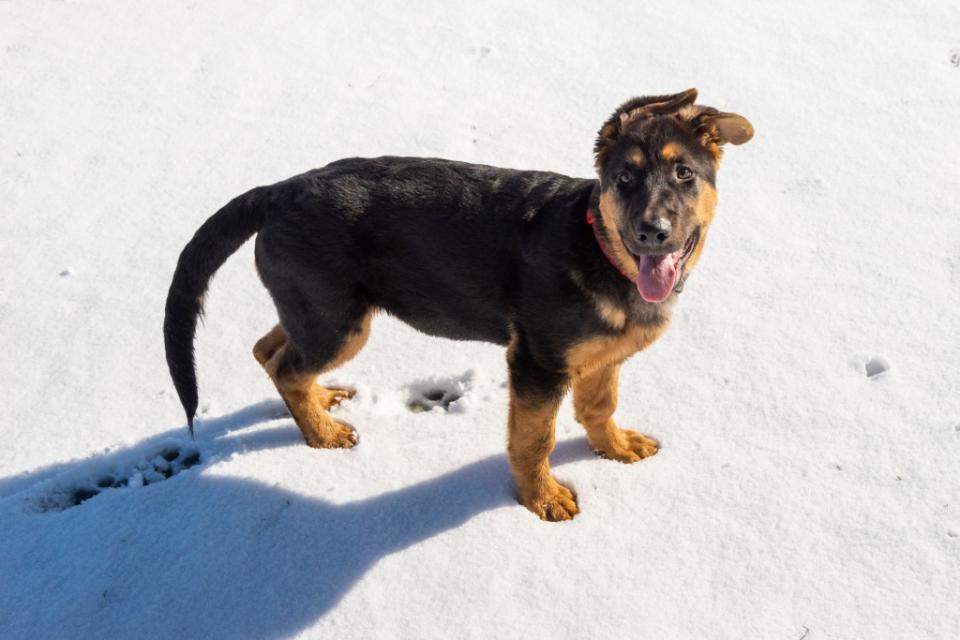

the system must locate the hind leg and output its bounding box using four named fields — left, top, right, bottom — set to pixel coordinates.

left=256, top=311, right=372, bottom=449
left=253, top=216, right=373, bottom=448
left=253, top=324, right=287, bottom=366
left=254, top=324, right=355, bottom=409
